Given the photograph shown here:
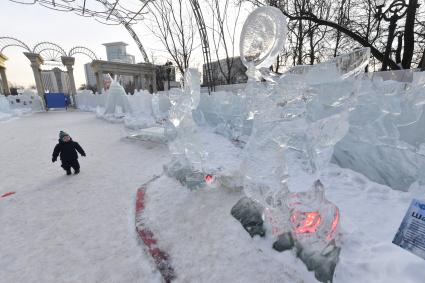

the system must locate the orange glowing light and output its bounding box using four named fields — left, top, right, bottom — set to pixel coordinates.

left=205, top=174, right=214, bottom=184
left=291, top=211, right=321, bottom=234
